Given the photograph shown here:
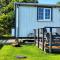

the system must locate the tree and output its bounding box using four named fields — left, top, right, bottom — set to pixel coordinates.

left=22, top=0, right=38, bottom=3
left=0, top=0, right=22, bottom=36
left=57, top=2, right=60, bottom=4
left=5, top=0, right=11, bottom=5
left=33, top=0, right=38, bottom=3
